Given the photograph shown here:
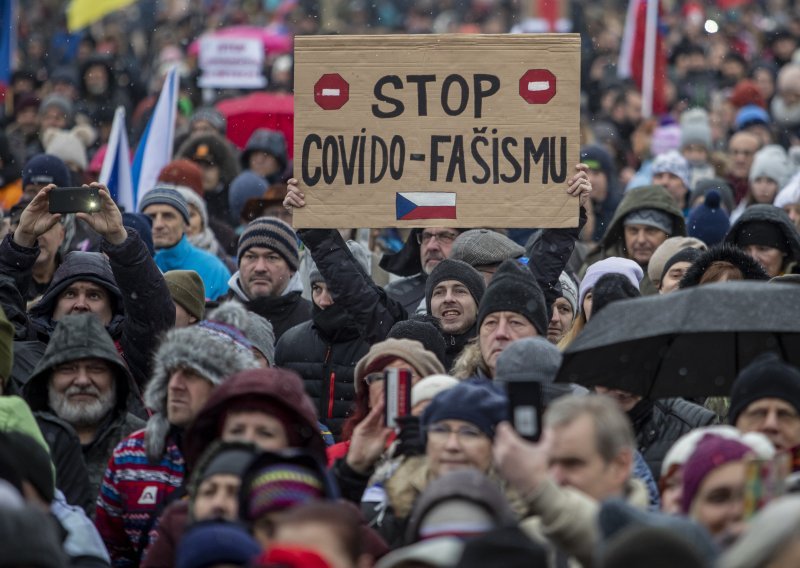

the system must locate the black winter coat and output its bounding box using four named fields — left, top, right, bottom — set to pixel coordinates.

left=631, top=398, right=717, bottom=480
left=275, top=229, right=405, bottom=438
